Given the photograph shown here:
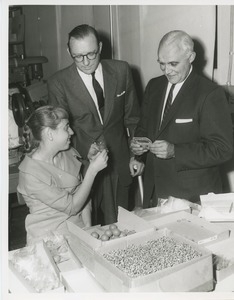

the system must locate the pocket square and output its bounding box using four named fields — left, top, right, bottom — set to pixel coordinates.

left=175, top=118, right=193, bottom=123
left=116, top=91, right=126, bottom=97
